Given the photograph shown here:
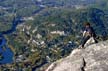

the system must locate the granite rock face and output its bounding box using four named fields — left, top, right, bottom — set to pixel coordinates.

left=46, top=40, right=108, bottom=71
